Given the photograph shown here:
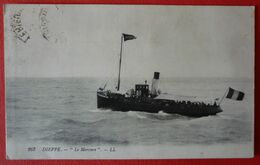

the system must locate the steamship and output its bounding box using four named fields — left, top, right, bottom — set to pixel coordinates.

left=97, top=34, right=244, bottom=117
